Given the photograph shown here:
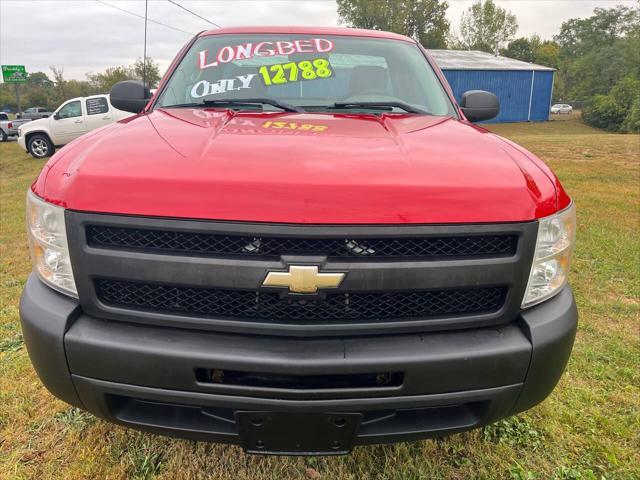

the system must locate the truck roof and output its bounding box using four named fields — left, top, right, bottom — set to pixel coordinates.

left=199, top=26, right=415, bottom=43
left=52, top=94, right=109, bottom=104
